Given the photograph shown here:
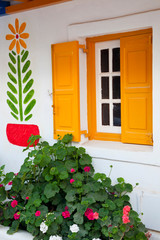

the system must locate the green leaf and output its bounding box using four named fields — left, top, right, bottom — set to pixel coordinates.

left=117, top=177, right=125, bottom=183
left=2, top=172, right=14, bottom=184
left=61, top=134, right=73, bottom=144
left=24, top=89, right=34, bottom=104
left=44, top=182, right=59, bottom=198
left=24, top=99, right=36, bottom=115
left=59, top=171, right=69, bottom=180
left=0, top=187, right=6, bottom=201
left=23, top=79, right=34, bottom=93
left=79, top=154, right=92, bottom=165
left=7, top=82, right=17, bottom=94
left=21, top=51, right=29, bottom=62
left=65, top=160, right=77, bottom=171
left=73, top=212, right=84, bottom=224
left=12, top=50, right=16, bottom=56
left=9, top=53, right=16, bottom=64
left=77, top=147, right=86, bottom=155
left=22, top=60, right=31, bottom=73
left=65, top=190, right=76, bottom=202
left=8, top=62, right=16, bottom=74
left=21, top=50, right=25, bottom=55
left=7, top=99, right=18, bottom=115
left=56, top=148, right=67, bottom=160
left=23, top=71, right=32, bottom=83
left=12, top=178, right=23, bottom=192
left=24, top=114, right=32, bottom=121
left=7, top=221, right=20, bottom=235
left=8, top=72, right=17, bottom=84
left=7, top=91, right=18, bottom=104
